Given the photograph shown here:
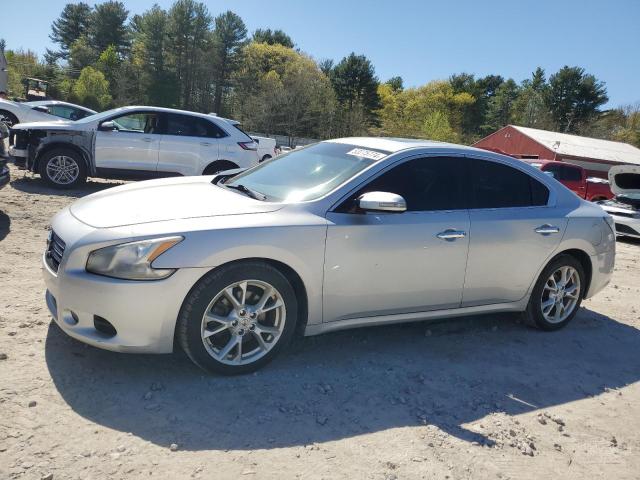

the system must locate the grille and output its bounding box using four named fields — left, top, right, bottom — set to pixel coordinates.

left=615, top=223, right=639, bottom=236
left=45, top=230, right=66, bottom=272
